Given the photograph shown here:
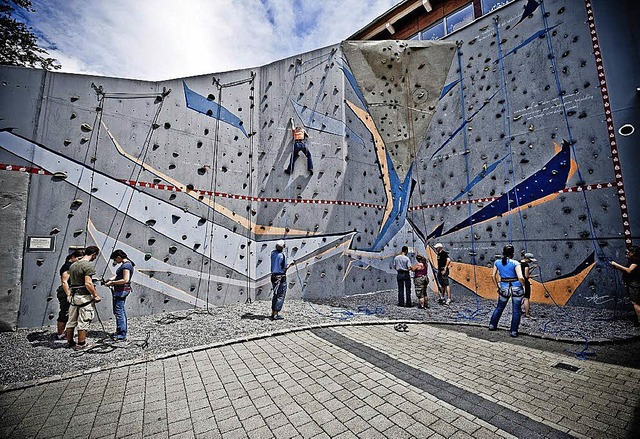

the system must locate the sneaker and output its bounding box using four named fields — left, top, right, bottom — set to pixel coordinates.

left=273, top=315, right=284, bottom=321
left=425, top=303, right=430, bottom=309
left=437, top=298, right=444, bottom=304
left=488, top=325, right=496, bottom=331
left=445, top=299, right=451, bottom=305
left=73, top=342, right=91, bottom=351
left=510, top=332, right=518, bottom=338
left=55, top=334, right=67, bottom=342
left=65, top=340, right=76, bottom=348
